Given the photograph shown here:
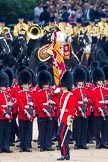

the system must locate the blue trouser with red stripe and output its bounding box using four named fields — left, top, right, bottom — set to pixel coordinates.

left=58, top=122, right=70, bottom=157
